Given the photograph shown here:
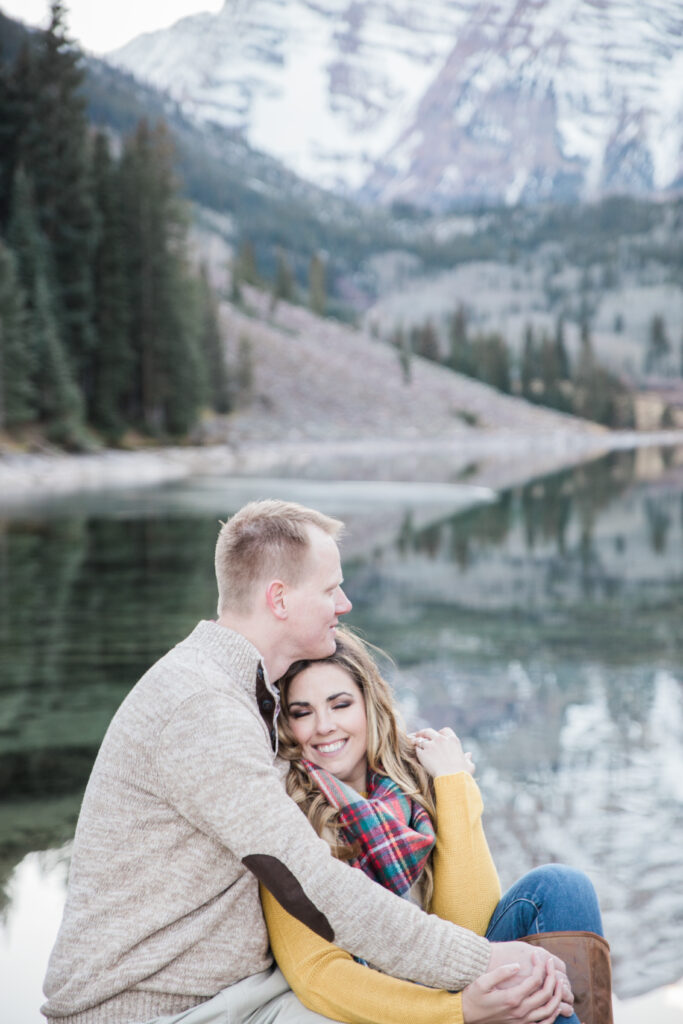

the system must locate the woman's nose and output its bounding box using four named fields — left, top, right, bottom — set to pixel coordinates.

left=336, top=587, right=352, bottom=615
left=315, top=711, right=337, bottom=734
